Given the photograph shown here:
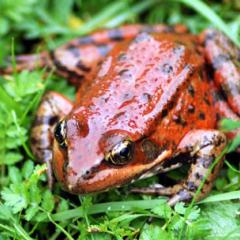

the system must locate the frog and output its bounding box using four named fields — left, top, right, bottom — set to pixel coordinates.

left=2, top=24, right=240, bottom=205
